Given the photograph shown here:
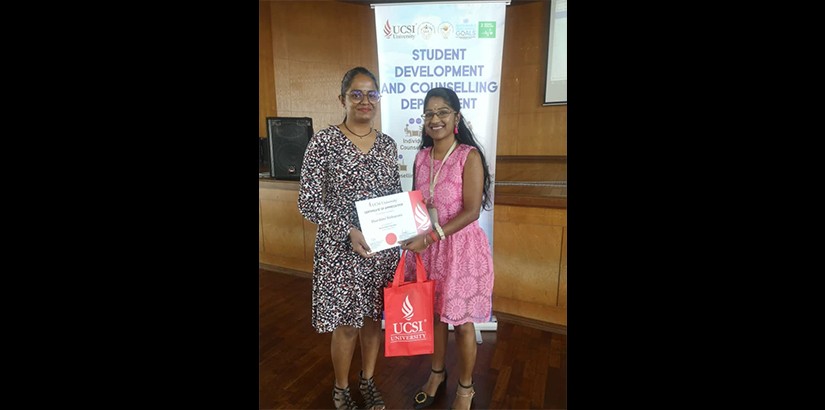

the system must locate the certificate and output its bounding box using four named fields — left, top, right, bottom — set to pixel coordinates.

left=355, top=190, right=432, bottom=253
